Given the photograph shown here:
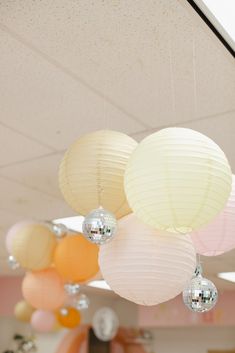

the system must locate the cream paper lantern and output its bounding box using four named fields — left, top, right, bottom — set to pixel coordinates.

left=99, top=214, right=196, bottom=306
left=124, top=127, right=232, bottom=233
left=59, top=130, right=137, bottom=219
